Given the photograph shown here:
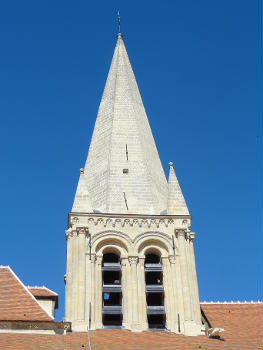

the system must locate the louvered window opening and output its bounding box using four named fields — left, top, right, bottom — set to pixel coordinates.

left=145, top=254, right=166, bottom=329
left=102, top=253, right=122, bottom=327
